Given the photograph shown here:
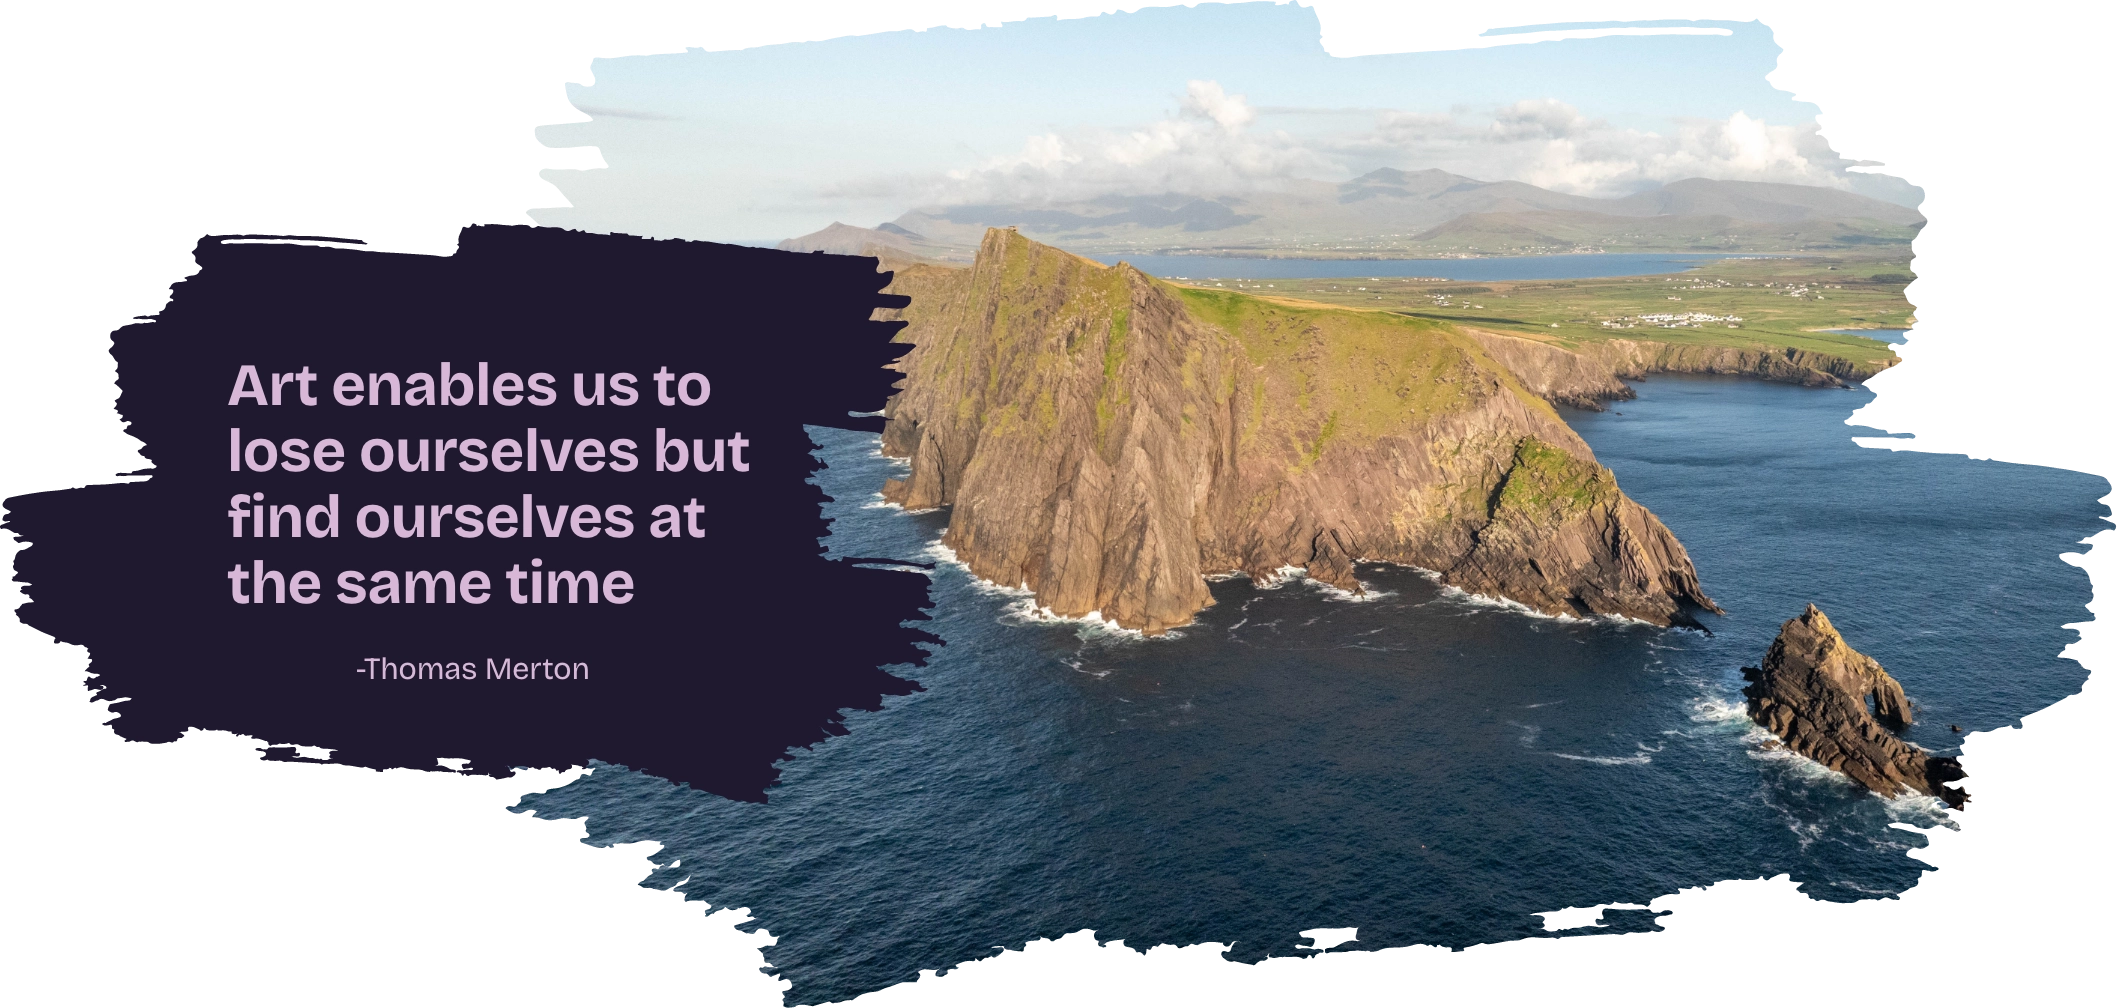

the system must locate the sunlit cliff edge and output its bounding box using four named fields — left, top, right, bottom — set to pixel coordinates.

left=875, top=229, right=1722, bottom=634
